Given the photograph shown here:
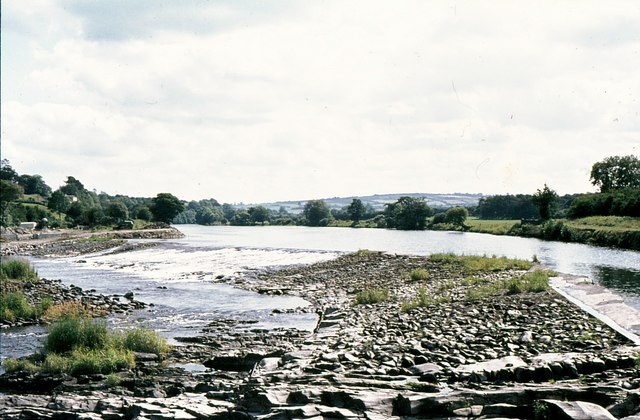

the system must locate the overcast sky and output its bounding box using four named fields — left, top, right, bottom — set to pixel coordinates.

left=2, top=1, right=639, bottom=203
